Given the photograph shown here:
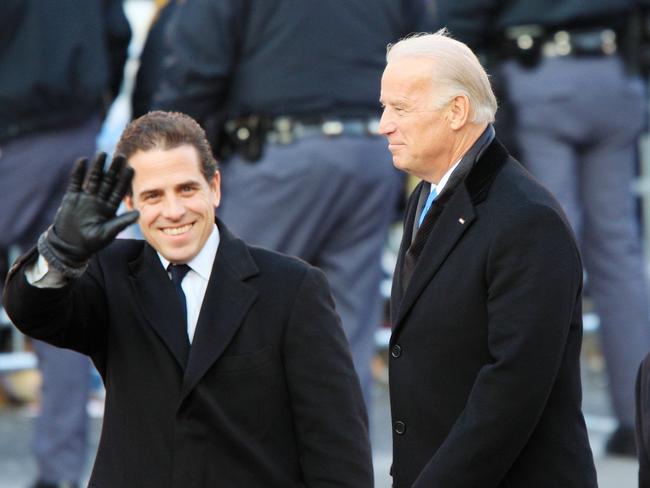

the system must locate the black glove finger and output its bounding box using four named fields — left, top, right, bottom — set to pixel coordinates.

left=100, top=210, right=140, bottom=242
left=83, top=152, right=107, bottom=195
left=107, top=165, right=135, bottom=208
left=67, top=158, right=88, bottom=193
left=97, top=155, right=126, bottom=201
